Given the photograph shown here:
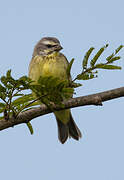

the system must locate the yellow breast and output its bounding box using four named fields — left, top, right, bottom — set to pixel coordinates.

left=29, top=52, right=69, bottom=82
left=42, top=56, right=67, bottom=79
